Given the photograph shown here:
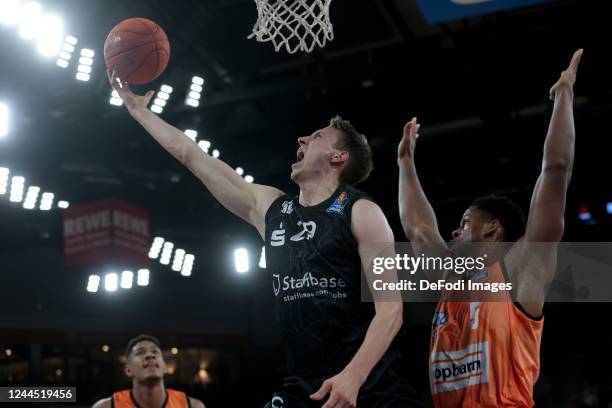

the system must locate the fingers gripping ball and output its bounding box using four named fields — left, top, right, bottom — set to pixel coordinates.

left=104, top=18, right=170, bottom=85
